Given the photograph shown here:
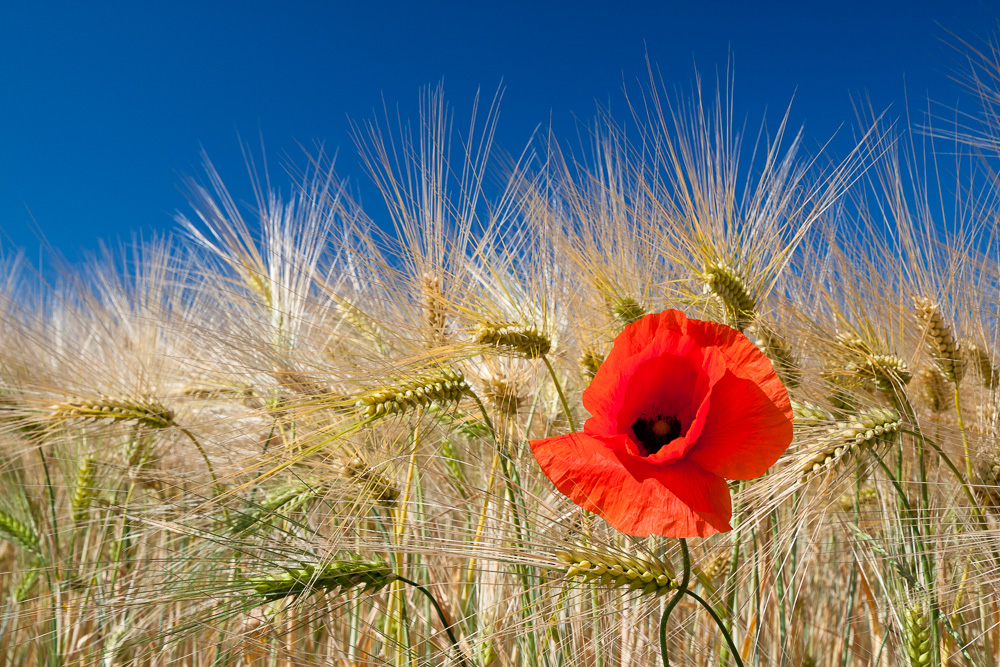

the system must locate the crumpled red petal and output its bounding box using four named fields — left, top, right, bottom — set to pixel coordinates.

left=582, top=331, right=726, bottom=462
left=530, top=431, right=733, bottom=537
left=685, top=368, right=794, bottom=479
